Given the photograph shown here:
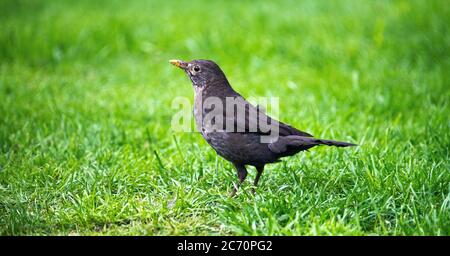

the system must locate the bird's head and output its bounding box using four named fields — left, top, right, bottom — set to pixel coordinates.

left=169, top=59, right=228, bottom=88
